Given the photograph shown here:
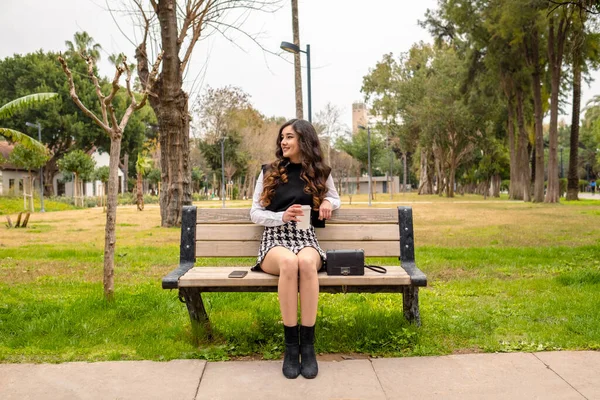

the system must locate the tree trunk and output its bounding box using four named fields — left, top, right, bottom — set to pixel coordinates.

left=143, top=0, right=192, bottom=227
left=418, top=149, right=433, bottom=195
left=120, top=153, right=129, bottom=193
left=104, top=137, right=122, bottom=302
left=403, top=152, right=407, bottom=193
left=43, top=158, right=58, bottom=197
left=447, top=163, right=456, bottom=198
left=136, top=172, right=144, bottom=211
left=506, top=96, right=517, bottom=200
left=515, top=88, right=531, bottom=201
left=492, top=174, right=501, bottom=197
left=567, top=21, right=583, bottom=201
left=530, top=26, right=545, bottom=203
left=546, top=13, right=571, bottom=203
left=291, top=0, right=303, bottom=119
